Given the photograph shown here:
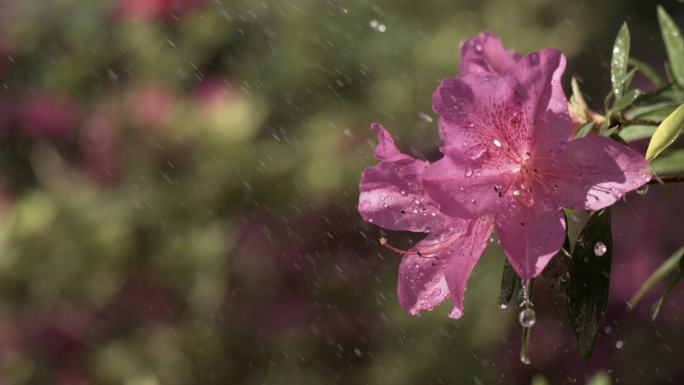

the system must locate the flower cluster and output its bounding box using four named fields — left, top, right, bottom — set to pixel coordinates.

left=358, top=32, right=651, bottom=319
